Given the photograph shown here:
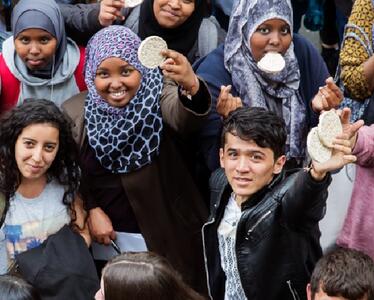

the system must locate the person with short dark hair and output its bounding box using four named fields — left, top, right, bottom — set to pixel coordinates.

left=0, top=275, right=40, bottom=300
left=307, top=247, right=374, bottom=300
left=202, top=107, right=361, bottom=299
left=94, top=252, right=206, bottom=300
